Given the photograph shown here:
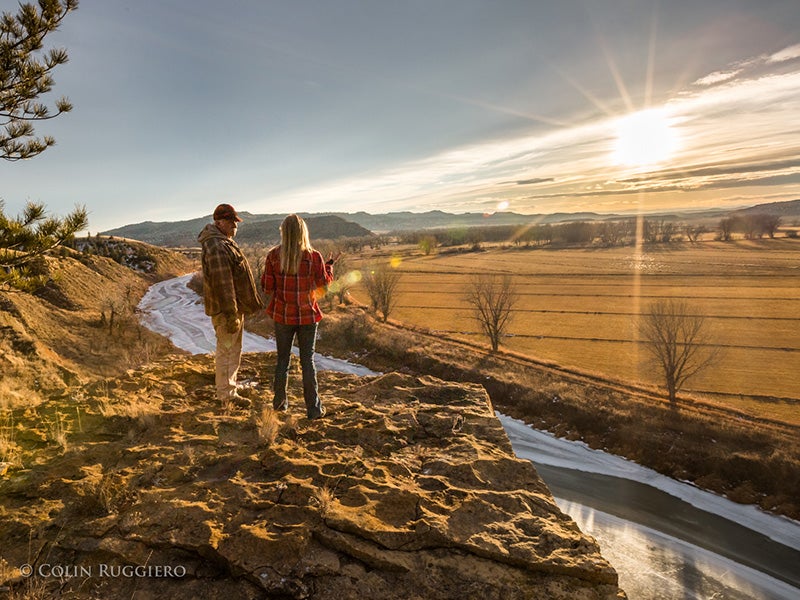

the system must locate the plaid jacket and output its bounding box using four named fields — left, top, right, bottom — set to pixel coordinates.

left=198, top=223, right=263, bottom=317
left=261, top=246, right=333, bottom=325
